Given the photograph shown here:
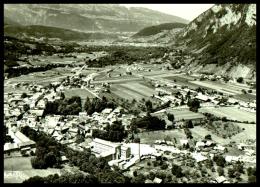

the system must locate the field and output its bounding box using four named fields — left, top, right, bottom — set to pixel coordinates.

left=231, top=123, right=256, bottom=141
left=4, top=85, right=28, bottom=94
left=5, top=68, right=72, bottom=86
left=164, top=75, right=208, bottom=90
left=64, top=88, right=96, bottom=99
left=190, top=80, right=243, bottom=95
left=190, top=122, right=256, bottom=145
left=190, top=126, right=230, bottom=145
left=199, top=106, right=256, bottom=123
left=64, top=88, right=96, bottom=108
left=111, top=82, right=156, bottom=101
left=138, top=129, right=187, bottom=144
left=153, top=108, right=205, bottom=122
left=233, top=94, right=256, bottom=102
left=4, top=157, right=33, bottom=171
left=4, top=157, right=61, bottom=183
